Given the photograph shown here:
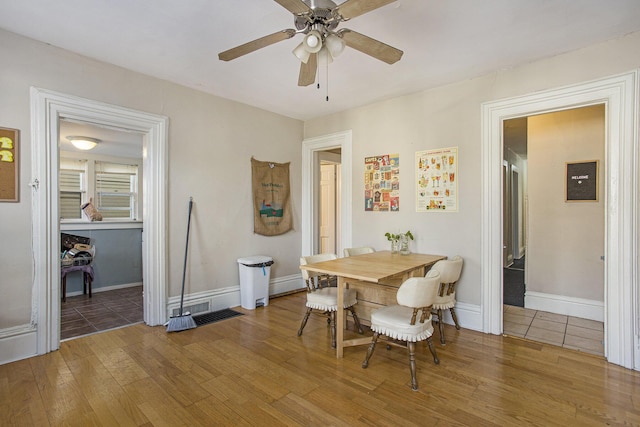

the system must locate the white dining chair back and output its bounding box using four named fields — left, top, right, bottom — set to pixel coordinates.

left=300, top=253, right=337, bottom=284
left=362, top=269, right=441, bottom=390
left=343, top=247, right=375, bottom=257
left=429, top=255, right=464, bottom=344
